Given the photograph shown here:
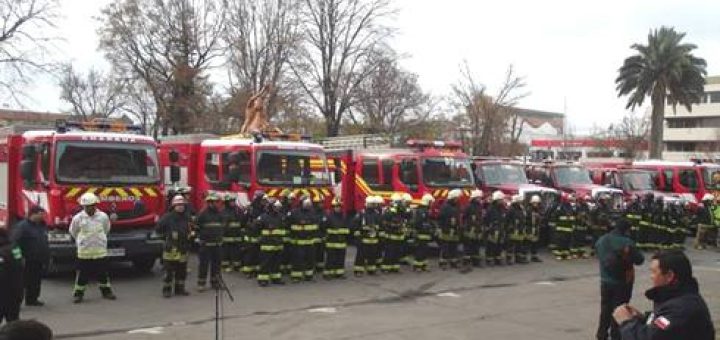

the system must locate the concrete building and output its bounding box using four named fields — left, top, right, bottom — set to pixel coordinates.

left=0, top=109, right=72, bottom=127
left=663, top=75, right=720, bottom=161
